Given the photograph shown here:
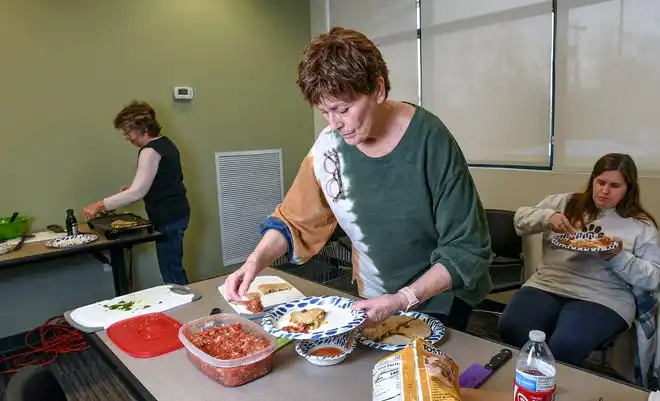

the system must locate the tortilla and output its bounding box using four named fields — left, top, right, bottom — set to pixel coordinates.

left=397, top=318, right=433, bottom=340
left=257, top=283, right=293, bottom=295
left=363, top=315, right=413, bottom=341
left=290, top=308, right=326, bottom=331
left=379, top=334, right=411, bottom=346
left=111, top=219, right=138, bottom=229
left=230, top=292, right=264, bottom=313
left=363, top=315, right=432, bottom=344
